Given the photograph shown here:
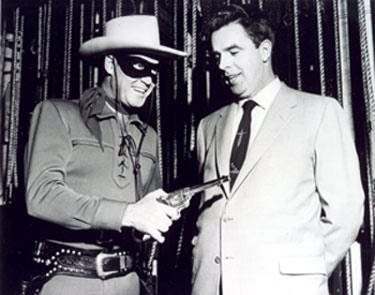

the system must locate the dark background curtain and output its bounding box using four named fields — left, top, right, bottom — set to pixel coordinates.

left=1, top=0, right=374, bottom=294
